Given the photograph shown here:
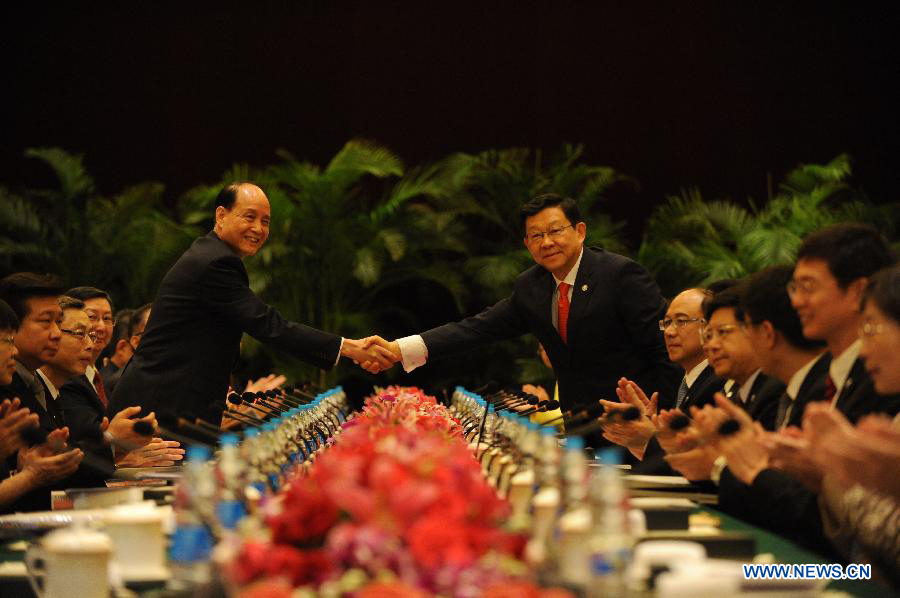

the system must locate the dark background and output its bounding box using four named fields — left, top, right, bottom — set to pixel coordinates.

left=5, top=2, right=899, bottom=245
